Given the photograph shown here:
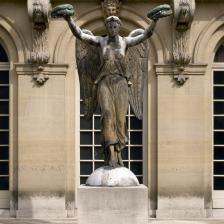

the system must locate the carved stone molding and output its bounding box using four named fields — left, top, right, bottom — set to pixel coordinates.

left=155, top=63, right=207, bottom=85
left=27, top=0, right=51, bottom=64
left=171, top=0, right=196, bottom=85
left=15, top=63, right=69, bottom=85
left=101, top=0, right=122, bottom=17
